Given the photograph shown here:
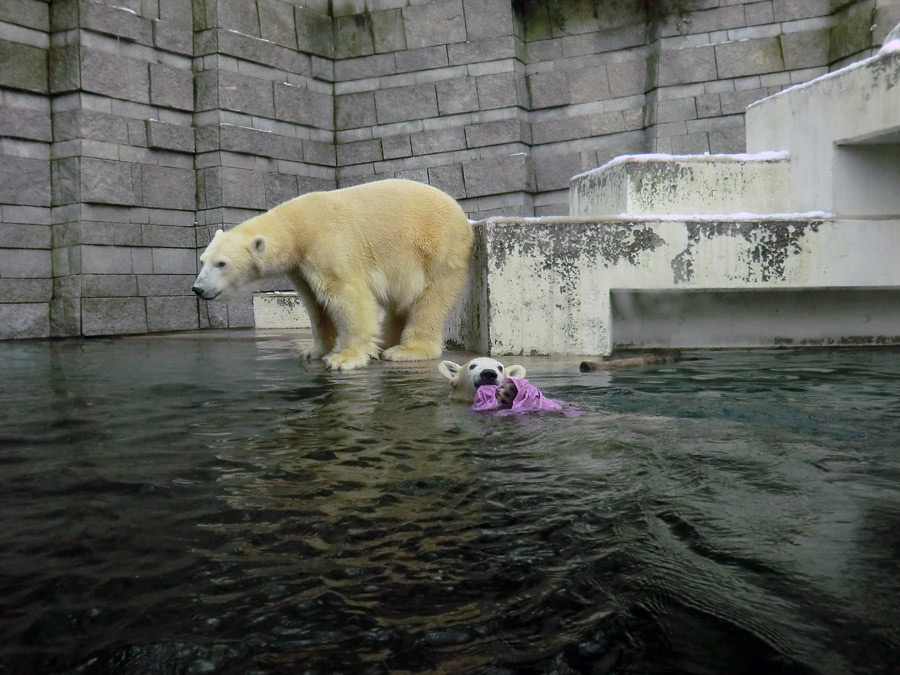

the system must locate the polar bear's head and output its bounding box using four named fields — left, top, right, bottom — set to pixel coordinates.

left=438, top=357, right=526, bottom=401
left=192, top=228, right=267, bottom=301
